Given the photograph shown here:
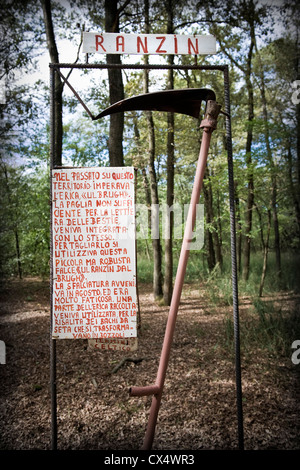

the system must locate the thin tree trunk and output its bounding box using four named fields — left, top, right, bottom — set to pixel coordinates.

left=292, top=27, right=300, bottom=247
left=145, top=93, right=163, bottom=299
left=14, top=230, right=22, bottom=279
left=163, top=0, right=175, bottom=306
left=2, top=164, right=23, bottom=279
left=256, top=207, right=271, bottom=298
left=287, top=145, right=300, bottom=236
left=105, top=0, right=124, bottom=167
left=210, top=146, right=223, bottom=270
left=213, top=193, right=223, bottom=269
left=143, top=0, right=163, bottom=299
left=207, top=2, right=256, bottom=280
left=133, top=114, right=151, bottom=261
left=294, top=28, right=300, bottom=212
left=40, top=0, right=63, bottom=167
left=203, top=166, right=216, bottom=271
left=235, top=181, right=242, bottom=273
left=254, top=38, right=282, bottom=279
left=242, top=26, right=255, bottom=281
